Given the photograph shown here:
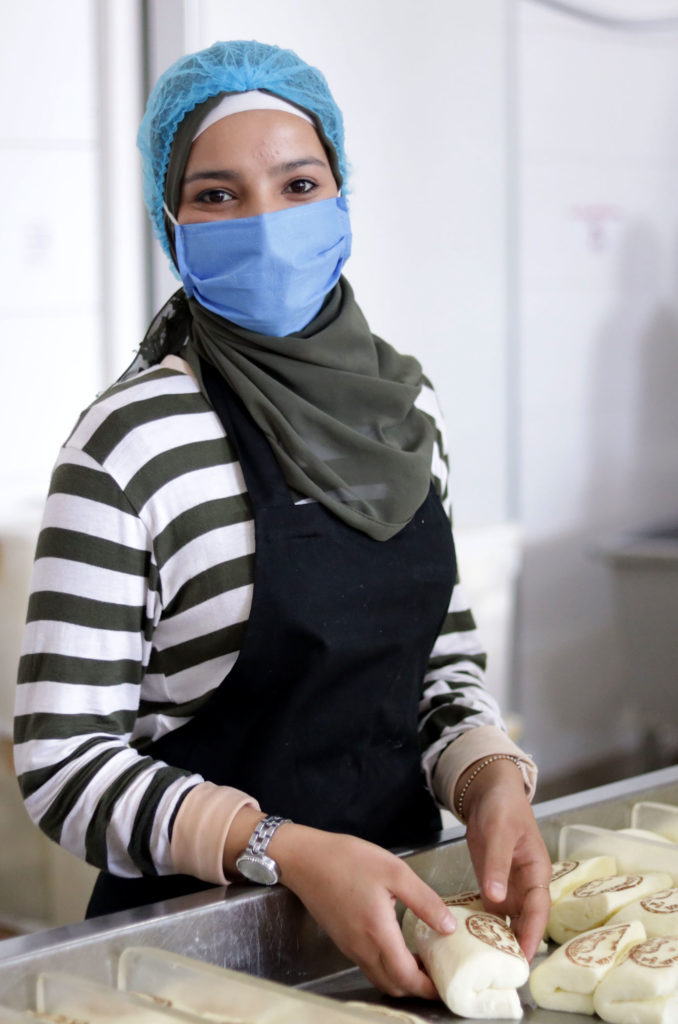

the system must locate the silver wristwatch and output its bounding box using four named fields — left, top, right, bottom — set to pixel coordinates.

left=235, top=814, right=290, bottom=885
